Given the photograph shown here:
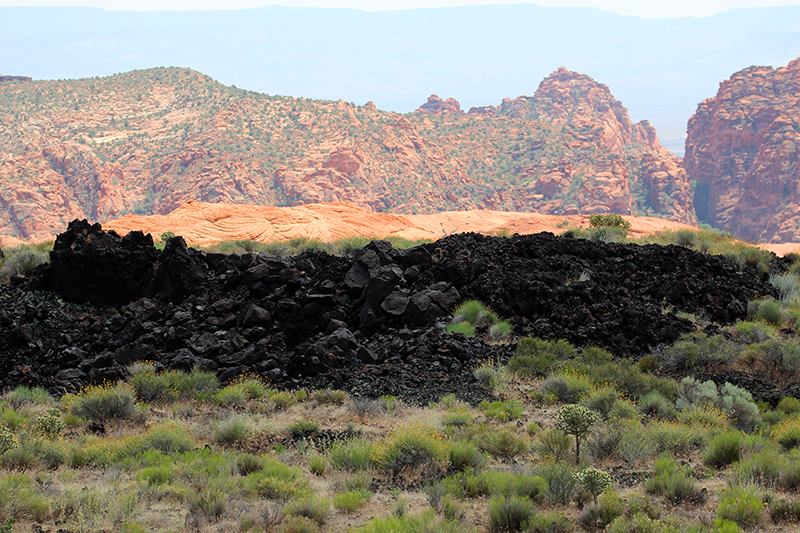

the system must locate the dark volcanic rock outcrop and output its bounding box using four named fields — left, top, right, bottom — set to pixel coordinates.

left=1, top=222, right=775, bottom=402
left=686, top=57, right=800, bottom=243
